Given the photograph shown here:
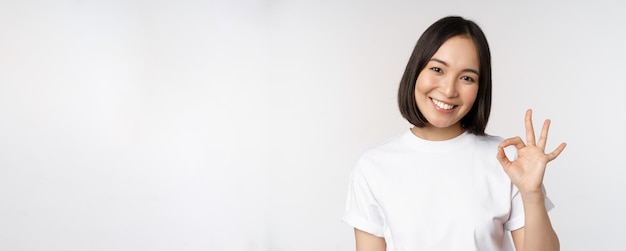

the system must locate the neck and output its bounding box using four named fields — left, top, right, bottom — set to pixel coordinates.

left=410, top=124, right=465, bottom=141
